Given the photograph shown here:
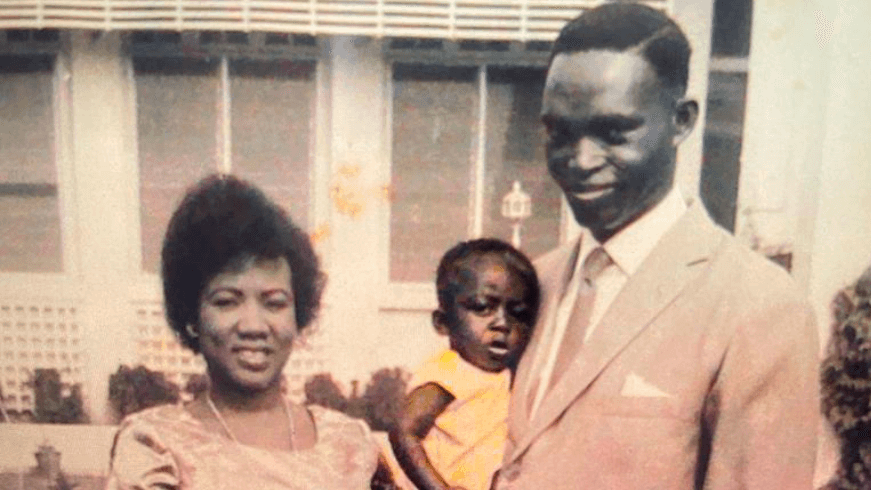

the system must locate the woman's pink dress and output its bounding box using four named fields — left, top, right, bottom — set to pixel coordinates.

left=105, top=403, right=379, bottom=490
